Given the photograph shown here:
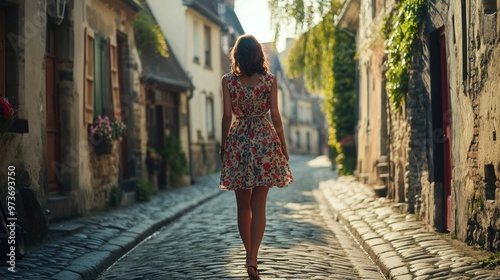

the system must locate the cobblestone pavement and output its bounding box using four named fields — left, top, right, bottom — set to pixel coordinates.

left=98, top=155, right=383, bottom=280
left=320, top=173, right=500, bottom=280
left=0, top=176, right=221, bottom=280
left=2, top=155, right=500, bottom=279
